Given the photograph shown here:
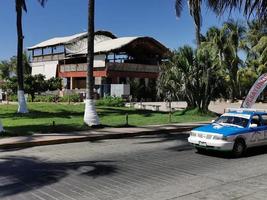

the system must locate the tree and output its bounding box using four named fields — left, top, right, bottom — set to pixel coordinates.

left=0, top=61, right=13, bottom=80
left=207, top=0, right=267, bottom=21
left=202, top=21, right=246, bottom=101
left=0, top=77, right=18, bottom=98
left=246, top=20, right=267, bottom=49
left=15, top=0, right=47, bottom=113
left=0, top=75, right=62, bottom=102
left=238, top=67, right=258, bottom=97
left=24, top=74, right=47, bottom=102
left=83, top=0, right=100, bottom=126
left=175, top=0, right=202, bottom=47
left=244, top=20, right=267, bottom=82
left=47, top=77, right=62, bottom=91
left=0, top=53, right=31, bottom=81
left=158, top=45, right=226, bottom=112
left=222, top=20, right=246, bottom=101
